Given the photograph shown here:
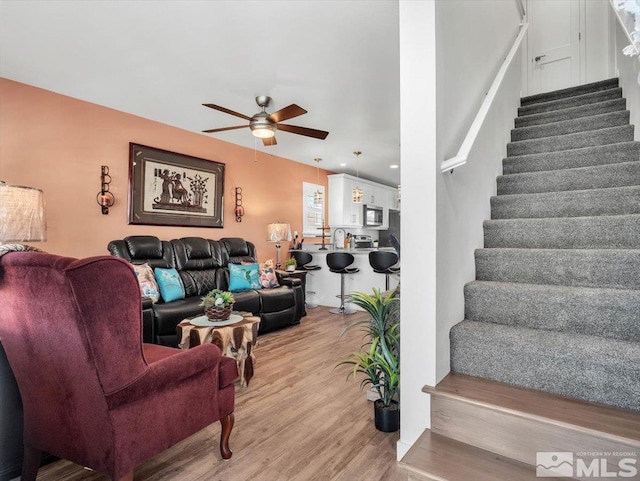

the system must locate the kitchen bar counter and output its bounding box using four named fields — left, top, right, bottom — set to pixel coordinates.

left=288, top=249, right=399, bottom=309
